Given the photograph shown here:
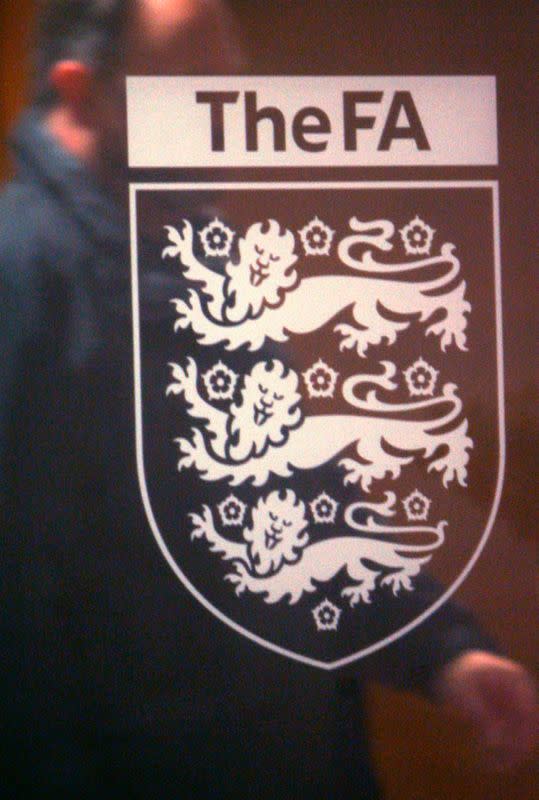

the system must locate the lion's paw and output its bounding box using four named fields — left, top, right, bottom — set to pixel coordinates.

left=167, top=362, right=188, bottom=396
left=225, top=562, right=249, bottom=596
left=171, top=298, right=193, bottom=331
left=335, top=324, right=370, bottom=357
left=429, top=459, right=469, bottom=489
left=175, top=438, right=196, bottom=470
left=428, top=425, right=472, bottom=488
left=381, top=572, right=413, bottom=596
left=426, top=315, right=468, bottom=353
left=190, top=527, right=203, bottom=541
left=425, top=282, right=470, bottom=352
left=189, top=508, right=211, bottom=540
left=339, top=457, right=401, bottom=492
left=163, top=222, right=194, bottom=262
left=426, top=319, right=456, bottom=350
left=339, top=458, right=368, bottom=489
left=342, top=584, right=374, bottom=606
